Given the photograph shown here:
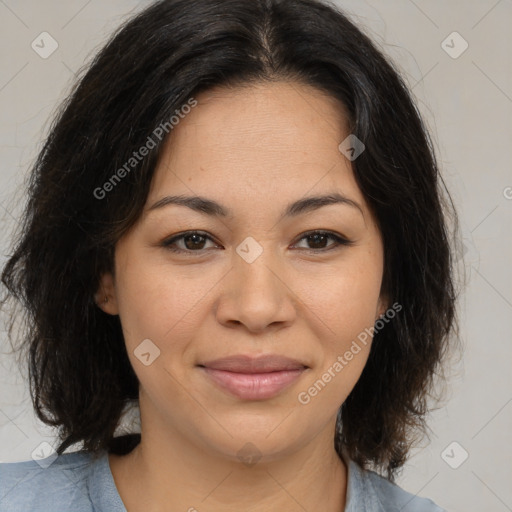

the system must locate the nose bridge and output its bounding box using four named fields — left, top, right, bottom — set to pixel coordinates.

left=237, top=239, right=279, bottom=293
left=235, top=235, right=282, bottom=306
